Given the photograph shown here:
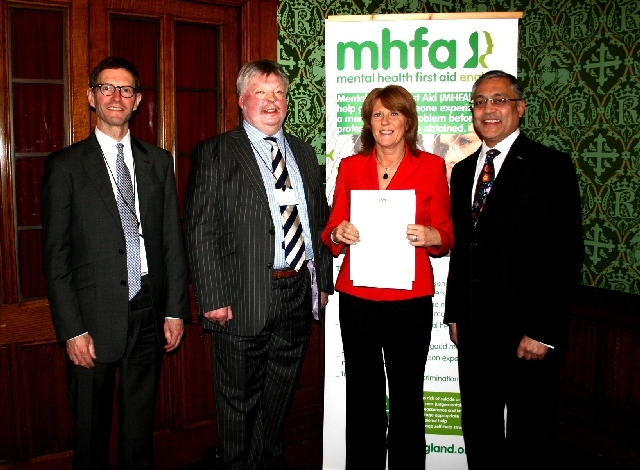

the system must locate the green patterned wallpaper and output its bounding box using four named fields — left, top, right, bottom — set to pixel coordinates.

left=278, top=0, right=640, bottom=295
